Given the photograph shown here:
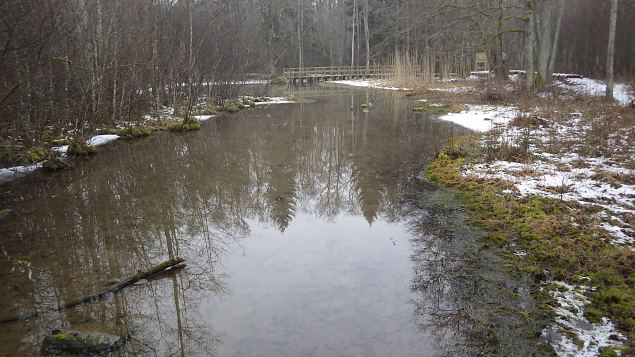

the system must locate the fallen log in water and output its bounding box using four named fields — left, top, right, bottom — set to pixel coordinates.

left=0, top=257, right=185, bottom=324
left=41, top=329, right=126, bottom=355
